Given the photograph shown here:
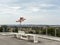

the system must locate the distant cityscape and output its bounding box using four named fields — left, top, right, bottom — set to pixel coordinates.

left=1, top=24, right=60, bottom=27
